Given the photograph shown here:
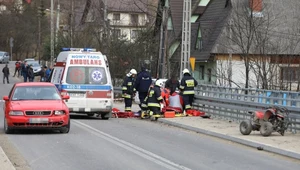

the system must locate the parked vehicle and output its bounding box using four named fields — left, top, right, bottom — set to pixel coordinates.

left=26, top=60, right=42, bottom=76
left=3, top=82, right=70, bottom=134
left=24, top=58, right=35, bottom=62
left=50, top=48, right=113, bottom=119
left=240, top=106, right=290, bottom=137
left=0, top=51, right=10, bottom=64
